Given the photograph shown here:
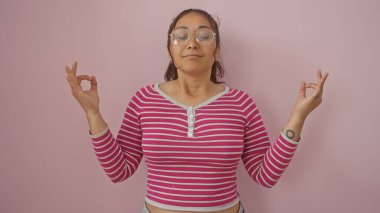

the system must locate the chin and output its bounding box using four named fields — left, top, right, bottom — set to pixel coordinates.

left=180, top=64, right=210, bottom=73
